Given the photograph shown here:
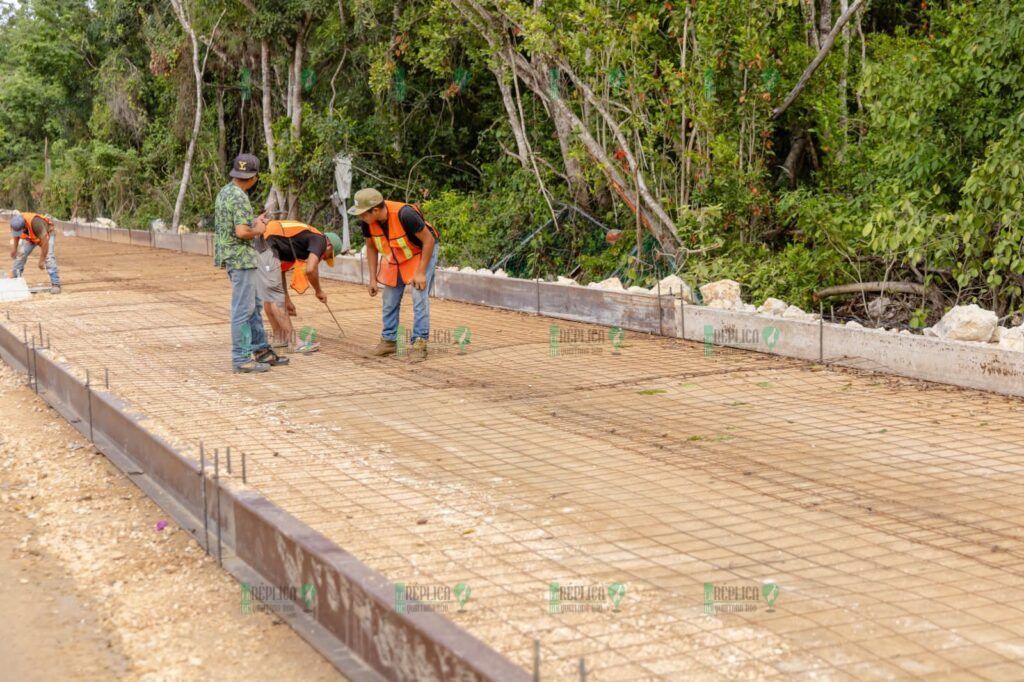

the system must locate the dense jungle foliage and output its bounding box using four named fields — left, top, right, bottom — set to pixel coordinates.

left=1, top=0, right=1022, bottom=318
